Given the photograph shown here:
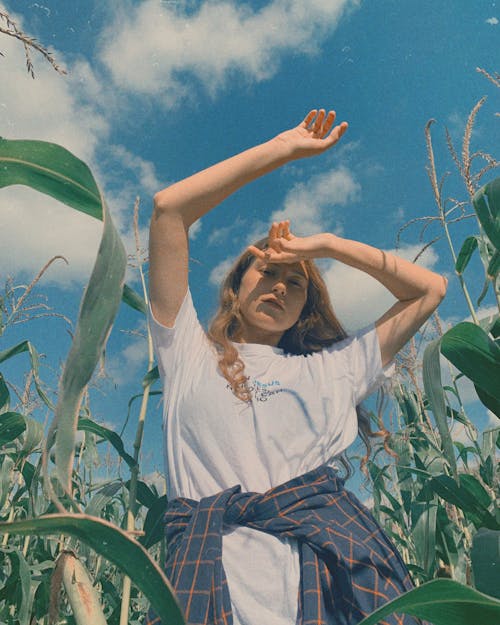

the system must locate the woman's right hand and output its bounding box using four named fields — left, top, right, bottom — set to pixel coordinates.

left=274, top=109, right=348, bottom=160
